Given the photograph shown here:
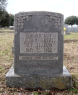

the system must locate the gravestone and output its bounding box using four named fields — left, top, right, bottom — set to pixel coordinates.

left=64, top=24, right=70, bottom=34
left=6, top=11, right=72, bottom=89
